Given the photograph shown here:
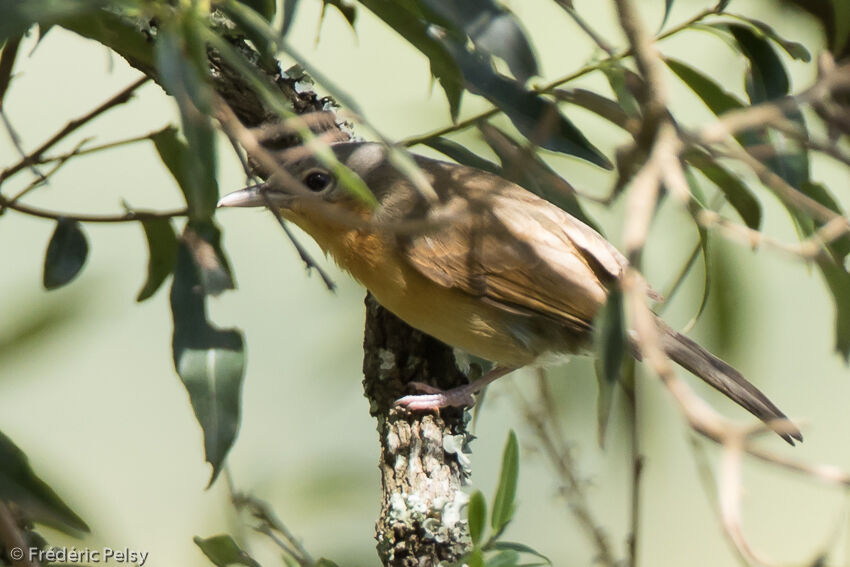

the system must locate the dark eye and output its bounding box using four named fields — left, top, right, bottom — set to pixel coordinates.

left=304, top=171, right=332, bottom=192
